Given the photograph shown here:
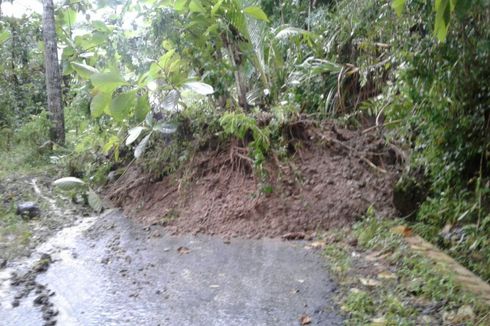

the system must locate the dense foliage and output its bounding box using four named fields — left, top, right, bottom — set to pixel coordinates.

left=0, top=0, right=489, bottom=280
